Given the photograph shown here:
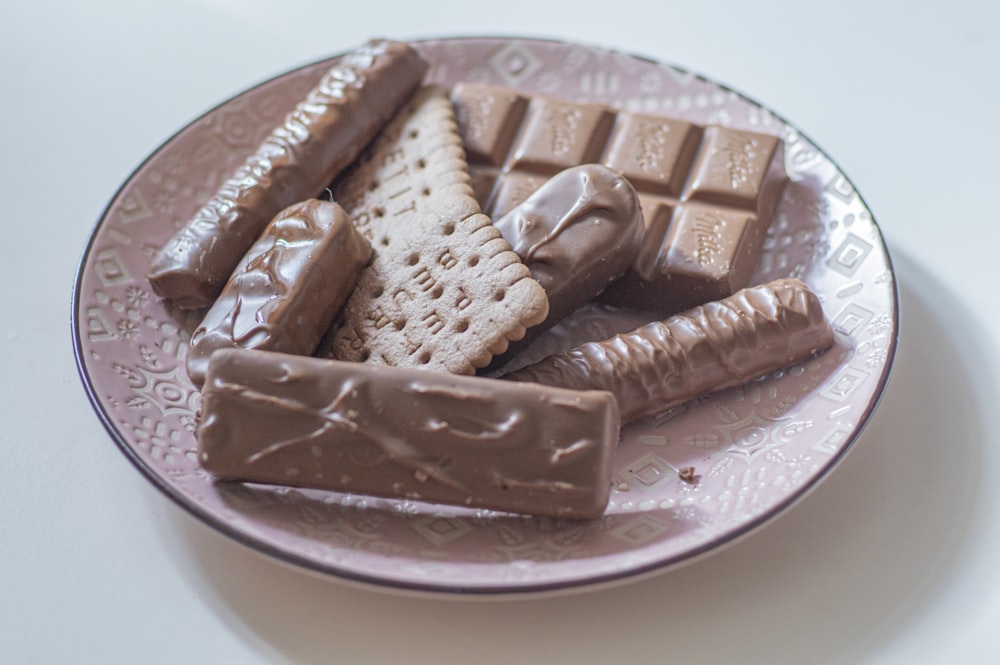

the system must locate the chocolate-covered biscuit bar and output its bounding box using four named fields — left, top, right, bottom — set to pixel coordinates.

left=148, top=39, right=427, bottom=309
left=504, top=278, right=833, bottom=423
left=495, top=164, right=643, bottom=329
left=185, top=199, right=371, bottom=387
left=198, top=349, right=620, bottom=519
left=487, top=164, right=643, bottom=368
left=451, top=83, right=786, bottom=315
